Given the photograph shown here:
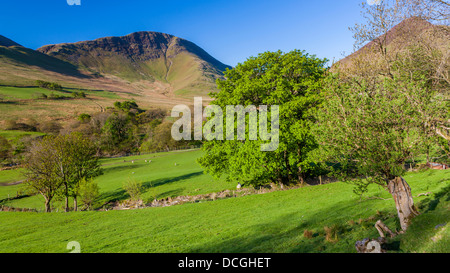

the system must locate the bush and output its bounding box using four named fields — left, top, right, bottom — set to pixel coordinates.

left=72, top=91, right=86, bottom=98
left=123, top=178, right=143, bottom=201
left=36, top=80, right=62, bottom=91
left=38, top=121, right=62, bottom=134
left=77, top=113, right=91, bottom=123
left=78, top=178, right=100, bottom=211
left=48, top=92, right=65, bottom=100
left=0, top=136, right=12, bottom=163
left=114, top=100, right=140, bottom=112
